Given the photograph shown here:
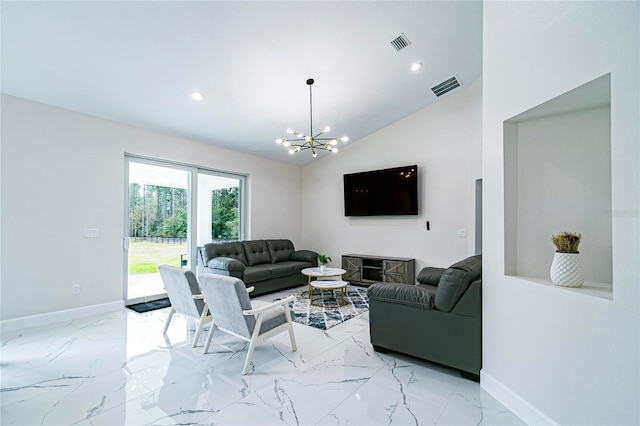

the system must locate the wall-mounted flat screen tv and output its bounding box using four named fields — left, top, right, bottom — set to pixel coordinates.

left=344, top=165, right=418, bottom=216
